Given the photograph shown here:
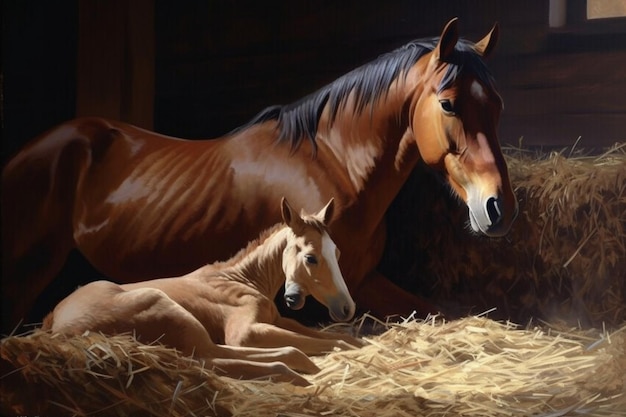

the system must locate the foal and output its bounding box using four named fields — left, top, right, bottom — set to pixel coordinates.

left=43, top=198, right=360, bottom=384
